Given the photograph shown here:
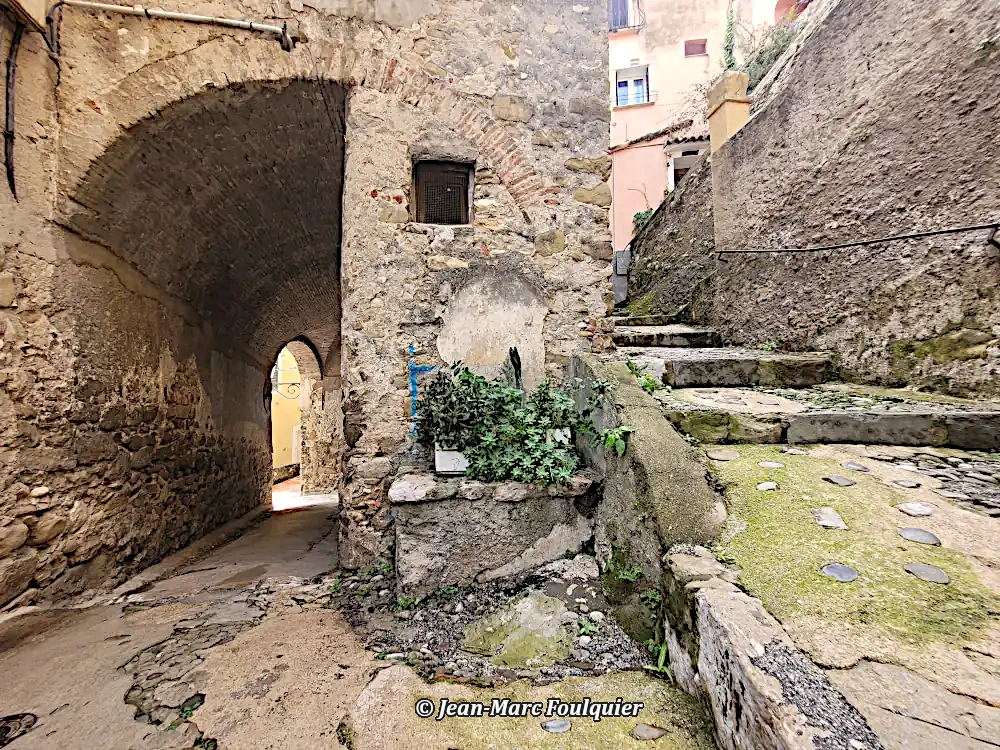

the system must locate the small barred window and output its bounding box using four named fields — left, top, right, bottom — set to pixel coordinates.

left=412, top=160, right=473, bottom=225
